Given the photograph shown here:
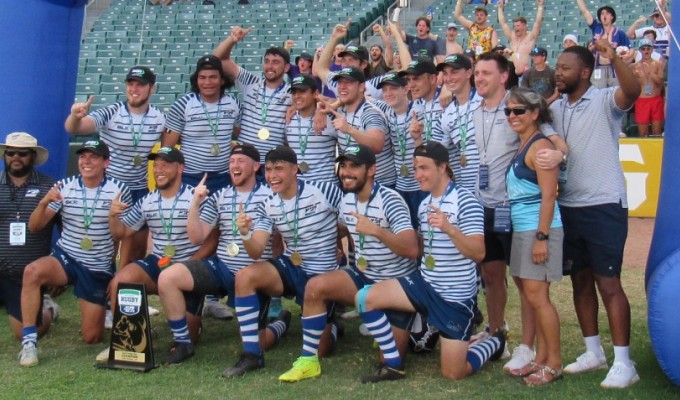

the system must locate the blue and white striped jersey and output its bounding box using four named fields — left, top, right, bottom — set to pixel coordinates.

left=165, top=92, right=241, bottom=174
left=253, top=180, right=342, bottom=276
left=235, top=68, right=291, bottom=164
left=286, top=112, right=337, bottom=183
left=122, top=184, right=201, bottom=261
left=413, top=87, right=445, bottom=143
left=49, top=175, right=131, bottom=275
left=89, top=102, right=165, bottom=190
left=200, top=183, right=274, bottom=272
left=339, top=184, right=417, bottom=281
left=417, top=183, right=483, bottom=302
